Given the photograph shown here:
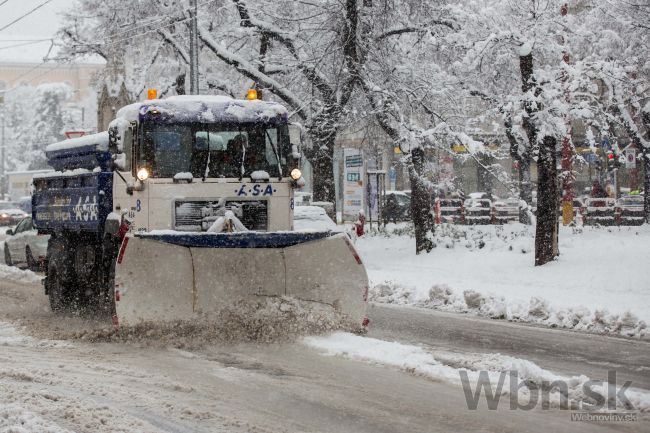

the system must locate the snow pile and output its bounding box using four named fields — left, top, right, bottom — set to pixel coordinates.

left=305, top=332, right=650, bottom=412
left=0, top=404, right=75, bottom=433
left=371, top=283, right=647, bottom=338
left=250, top=170, right=270, bottom=181
left=47, top=297, right=362, bottom=349
left=0, top=322, right=72, bottom=349
left=173, top=172, right=193, bottom=181
left=359, top=224, right=650, bottom=338
left=0, top=264, right=43, bottom=285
